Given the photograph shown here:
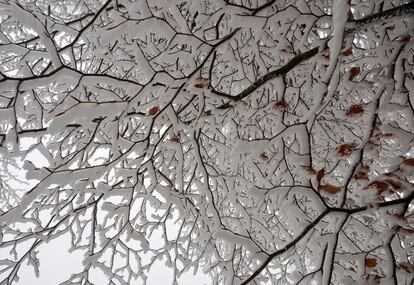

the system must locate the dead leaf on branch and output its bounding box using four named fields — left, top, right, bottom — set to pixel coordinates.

left=345, top=104, right=364, bottom=117
left=319, top=184, right=341, bottom=194
left=194, top=83, right=207, bottom=88
left=148, top=106, right=159, bottom=116
left=400, top=87, right=409, bottom=95
left=349, top=66, right=360, bottom=81
left=399, top=228, right=414, bottom=235
left=384, top=178, right=402, bottom=190
left=194, top=76, right=209, bottom=89
left=402, top=158, right=414, bottom=166
left=273, top=100, right=288, bottom=110
left=260, top=152, right=269, bottom=161
left=365, top=179, right=402, bottom=195
left=353, top=165, right=370, bottom=180
left=392, top=213, right=406, bottom=221
left=365, top=274, right=381, bottom=285
left=337, top=143, right=357, bottom=156
left=365, top=258, right=378, bottom=268
left=170, top=135, right=180, bottom=144
left=363, top=79, right=376, bottom=87
left=316, top=168, right=325, bottom=184
left=399, top=262, right=414, bottom=273
left=342, top=47, right=353, bottom=56
left=321, top=49, right=330, bottom=59
left=366, top=181, right=390, bottom=194
left=377, top=133, right=393, bottom=138
left=303, top=166, right=318, bottom=175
